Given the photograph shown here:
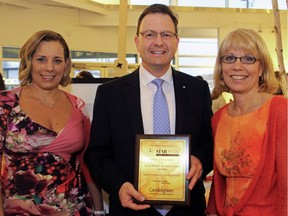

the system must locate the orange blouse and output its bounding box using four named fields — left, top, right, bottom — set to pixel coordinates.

left=214, top=99, right=272, bottom=207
